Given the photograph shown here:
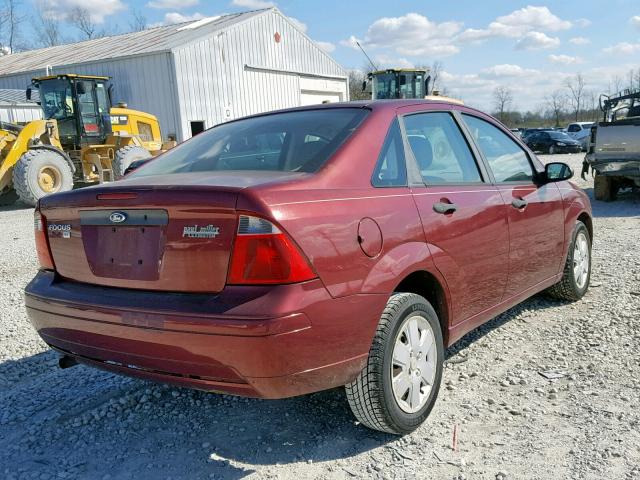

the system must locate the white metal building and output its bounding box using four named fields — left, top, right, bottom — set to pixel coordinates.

left=0, top=8, right=348, bottom=141
left=0, top=89, right=42, bottom=124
